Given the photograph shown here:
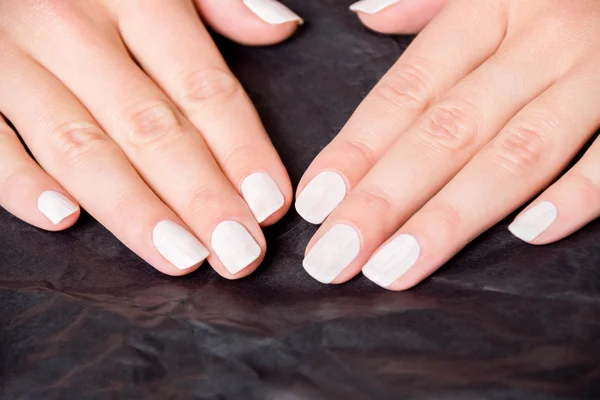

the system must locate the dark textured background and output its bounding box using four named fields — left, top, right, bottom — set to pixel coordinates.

left=1, top=1, right=600, bottom=399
